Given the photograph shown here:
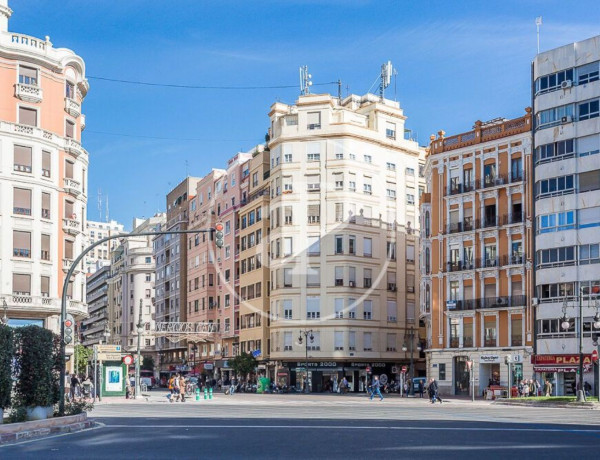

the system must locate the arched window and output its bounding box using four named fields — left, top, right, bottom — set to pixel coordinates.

left=425, top=211, right=430, bottom=238
left=425, top=248, right=431, bottom=275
